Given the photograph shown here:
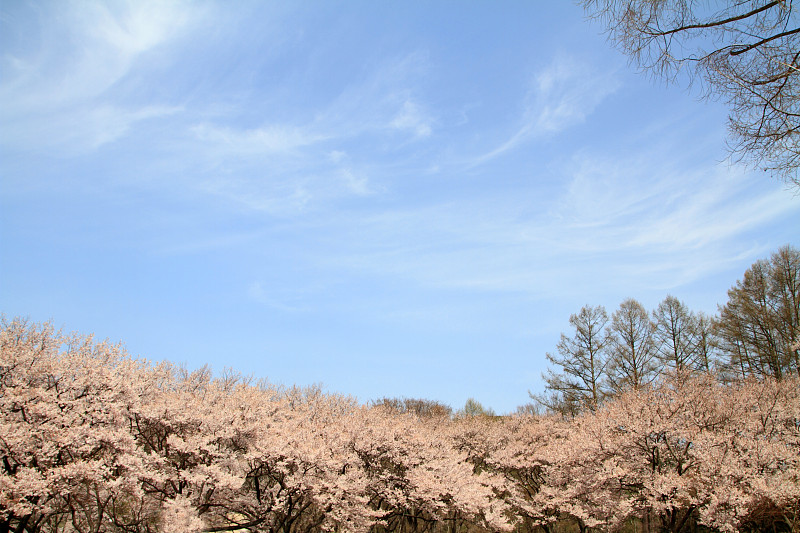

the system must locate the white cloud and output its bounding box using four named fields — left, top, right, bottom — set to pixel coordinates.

left=311, top=143, right=798, bottom=302
left=2, top=104, right=181, bottom=154
left=196, top=173, right=313, bottom=216
left=191, top=123, right=323, bottom=155
left=247, top=281, right=308, bottom=312
left=623, top=174, right=797, bottom=251
left=556, top=150, right=798, bottom=253
left=90, top=1, right=191, bottom=57
left=184, top=121, right=378, bottom=211
left=469, top=55, right=619, bottom=165
left=172, top=54, right=437, bottom=209
left=390, top=100, right=433, bottom=138
left=0, top=1, right=197, bottom=153
left=533, top=56, right=618, bottom=133
left=339, top=168, right=371, bottom=196
left=328, top=150, right=347, bottom=163
left=2, top=1, right=193, bottom=109
left=310, top=51, right=434, bottom=141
